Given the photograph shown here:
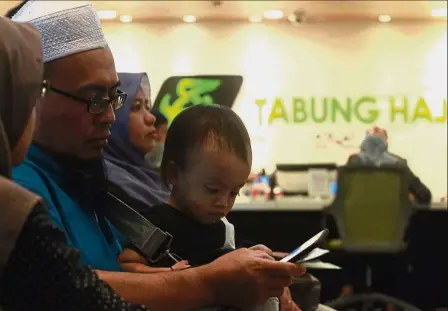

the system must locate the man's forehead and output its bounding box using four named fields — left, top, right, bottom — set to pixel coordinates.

left=49, top=48, right=118, bottom=90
